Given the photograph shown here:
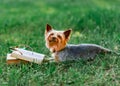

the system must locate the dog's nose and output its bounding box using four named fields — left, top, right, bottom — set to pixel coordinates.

left=52, top=37, right=56, bottom=40
left=49, top=37, right=57, bottom=42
